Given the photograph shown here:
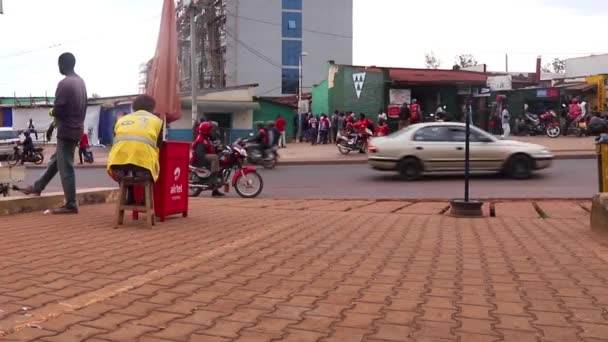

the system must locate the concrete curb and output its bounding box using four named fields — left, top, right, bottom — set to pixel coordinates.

left=0, top=187, right=119, bottom=216
left=24, top=153, right=597, bottom=169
